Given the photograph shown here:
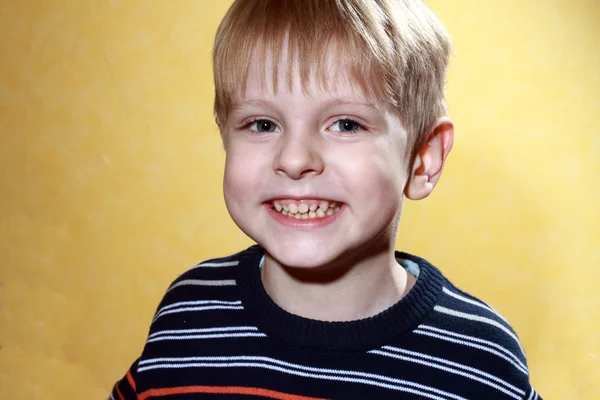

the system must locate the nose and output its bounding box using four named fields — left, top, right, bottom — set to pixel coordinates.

left=273, top=132, right=324, bottom=179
